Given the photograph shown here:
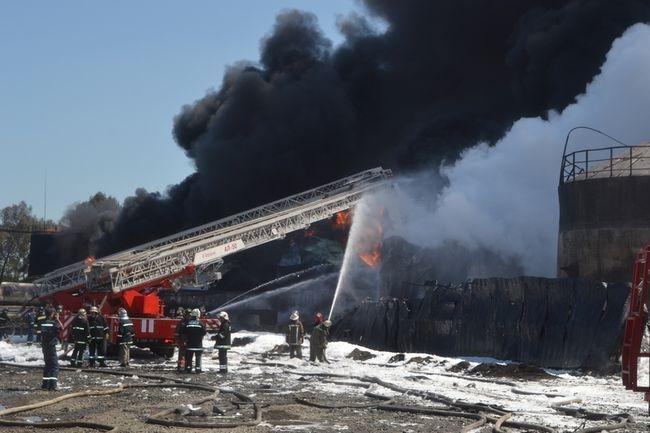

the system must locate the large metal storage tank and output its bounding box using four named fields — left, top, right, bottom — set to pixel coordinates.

left=557, top=142, right=650, bottom=282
